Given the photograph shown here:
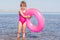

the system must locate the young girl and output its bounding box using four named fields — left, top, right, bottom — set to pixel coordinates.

left=17, top=1, right=31, bottom=40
